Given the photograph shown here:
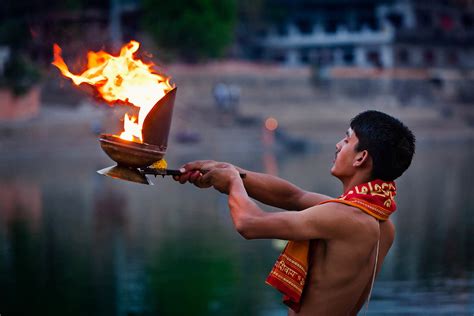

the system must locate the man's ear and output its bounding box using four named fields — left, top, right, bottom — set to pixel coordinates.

left=353, top=150, right=370, bottom=167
